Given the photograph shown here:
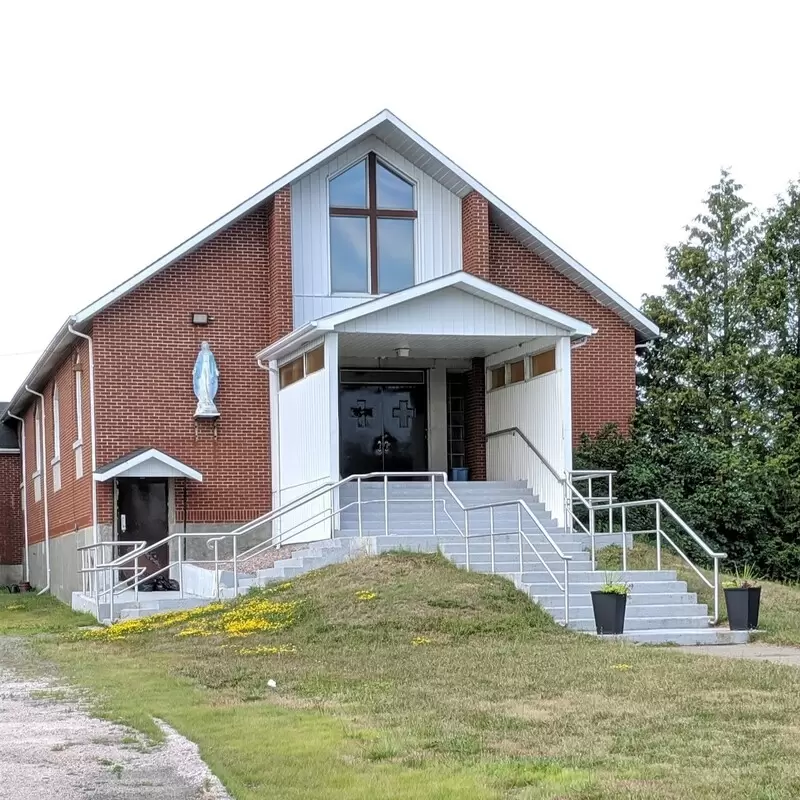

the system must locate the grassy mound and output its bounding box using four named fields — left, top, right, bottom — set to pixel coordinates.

left=18, top=551, right=800, bottom=798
